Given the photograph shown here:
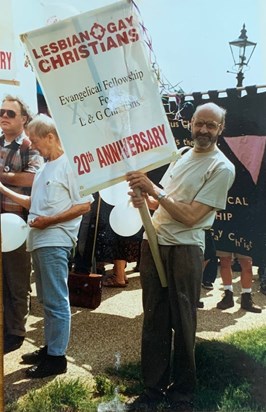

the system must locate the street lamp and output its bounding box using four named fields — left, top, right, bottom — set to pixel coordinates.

left=228, top=24, right=257, bottom=87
